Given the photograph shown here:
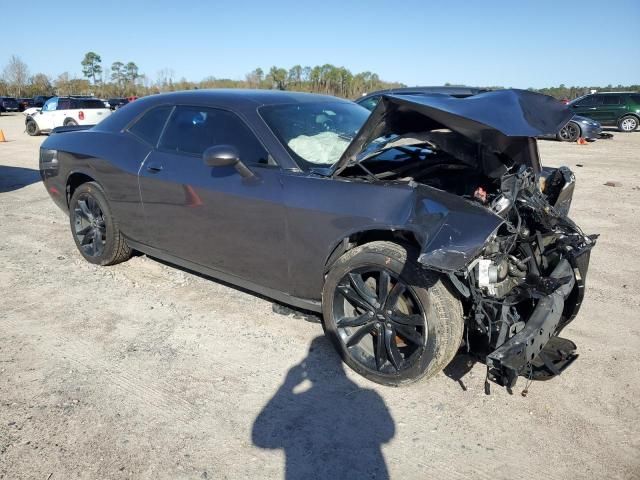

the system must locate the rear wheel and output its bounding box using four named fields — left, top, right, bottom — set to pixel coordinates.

left=557, top=121, right=580, bottom=142
left=322, top=241, right=463, bottom=386
left=618, top=115, right=638, bottom=132
left=63, top=118, right=78, bottom=127
left=69, top=182, right=132, bottom=266
left=26, top=119, right=40, bottom=136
